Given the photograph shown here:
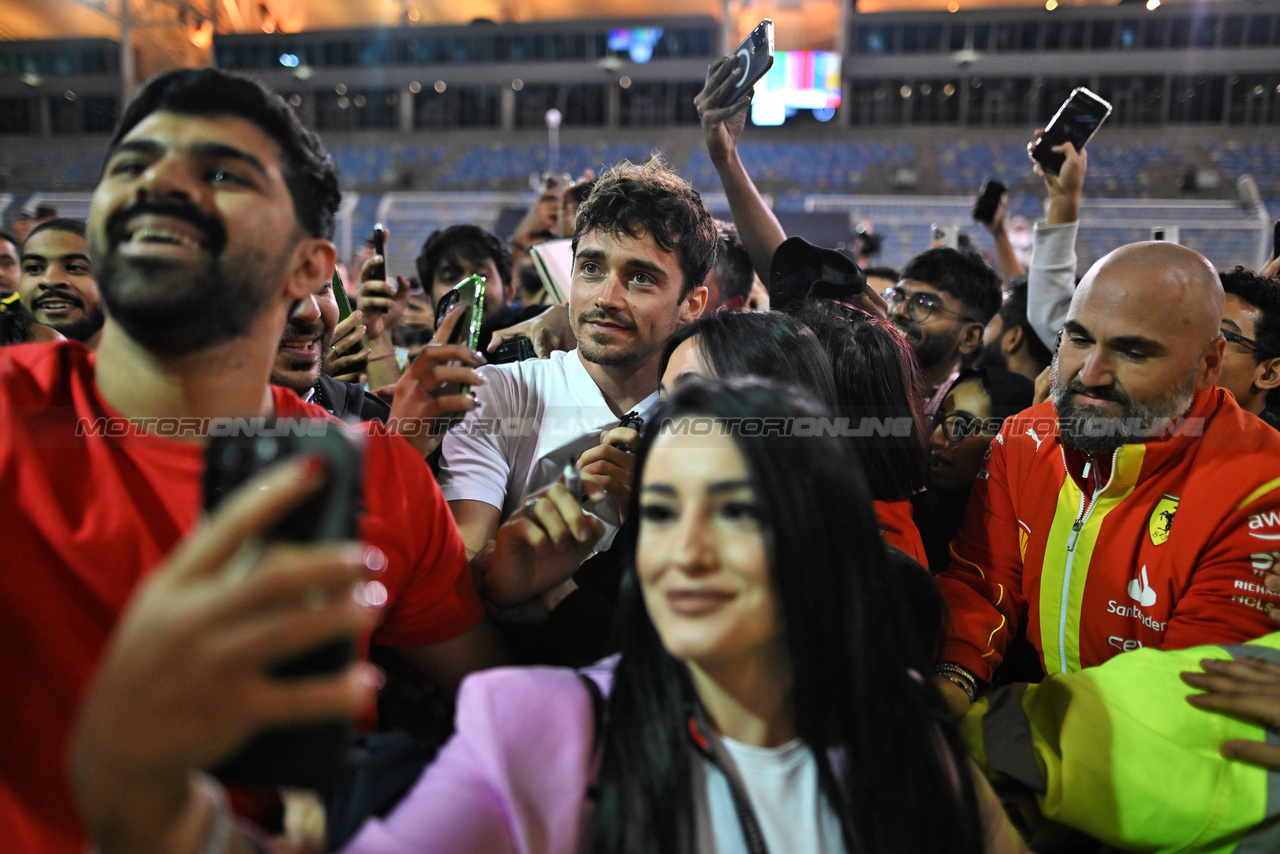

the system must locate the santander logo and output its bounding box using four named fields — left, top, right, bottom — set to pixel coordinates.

left=1127, top=565, right=1157, bottom=607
